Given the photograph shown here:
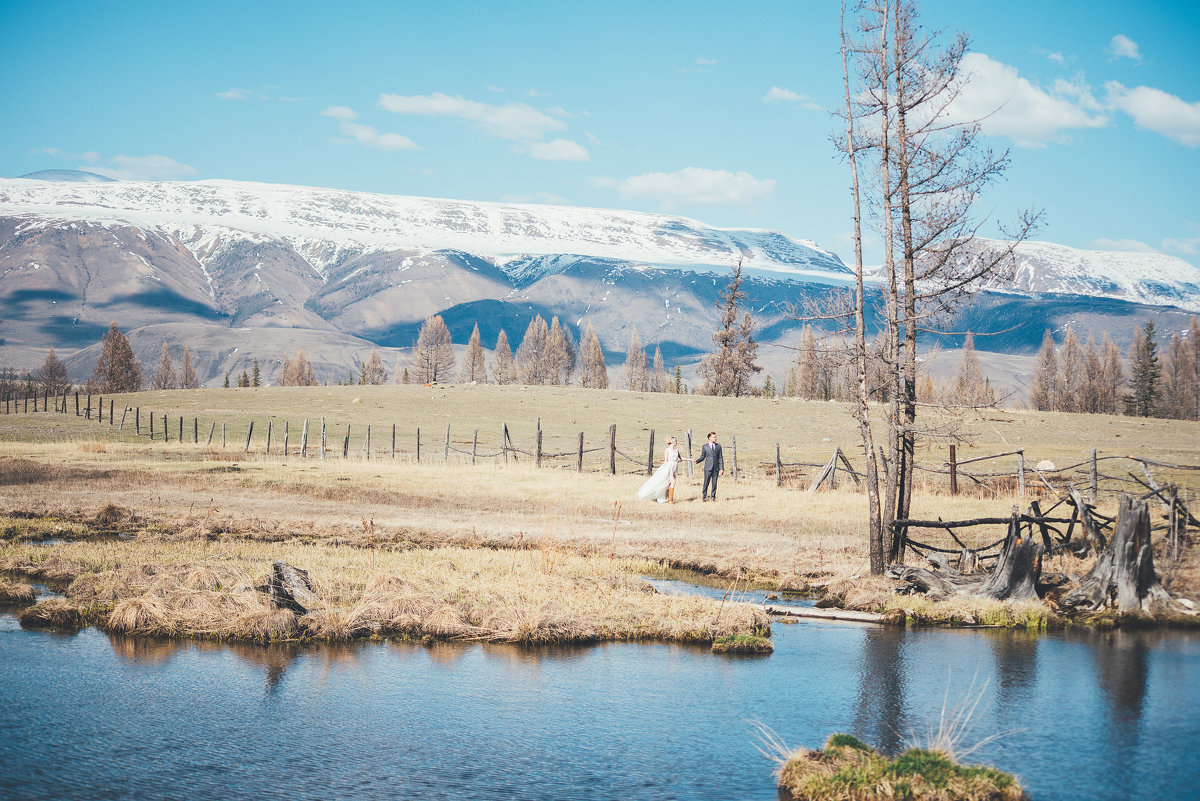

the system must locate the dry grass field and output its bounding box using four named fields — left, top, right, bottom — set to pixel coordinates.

left=1, top=384, right=1198, bottom=641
